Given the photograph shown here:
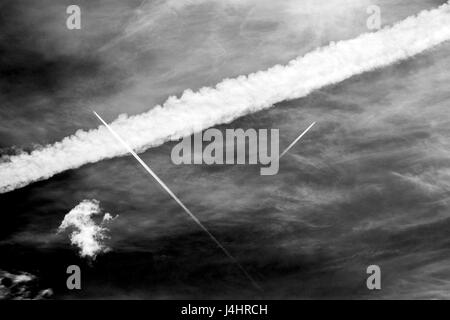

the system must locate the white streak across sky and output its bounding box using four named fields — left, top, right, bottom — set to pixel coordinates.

left=93, top=111, right=261, bottom=289
left=1, top=2, right=450, bottom=193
